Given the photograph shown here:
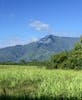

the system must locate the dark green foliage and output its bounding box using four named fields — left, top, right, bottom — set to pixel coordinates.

left=74, top=42, right=81, bottom=50
left=49, top=51, right=69, bottom=69
left=19, top=59, right=27, bottom=65
left=80, top=36, right=82, bottom=44
left=49, top=50, right=82, bottom=69
left=23, top=60, right=51, bottom=68
left=0, top=95, right=80, bottom=100
left=0, top=61, right=17, bottom=65
left=48, top=36, right=82, bottom=69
